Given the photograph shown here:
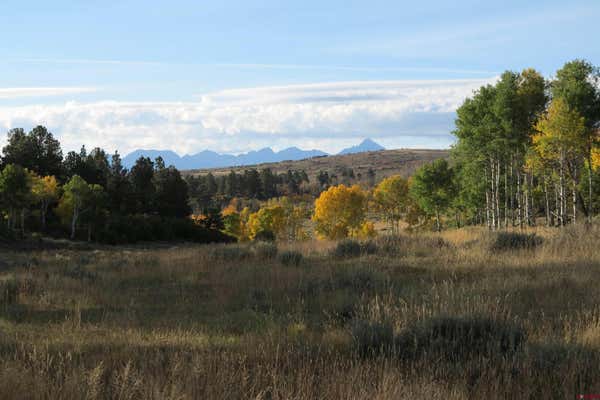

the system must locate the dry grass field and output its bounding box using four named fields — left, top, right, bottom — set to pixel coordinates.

left=185, top=149, right=450, bottom=182
left=1, top=226, right=600, bottom=399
